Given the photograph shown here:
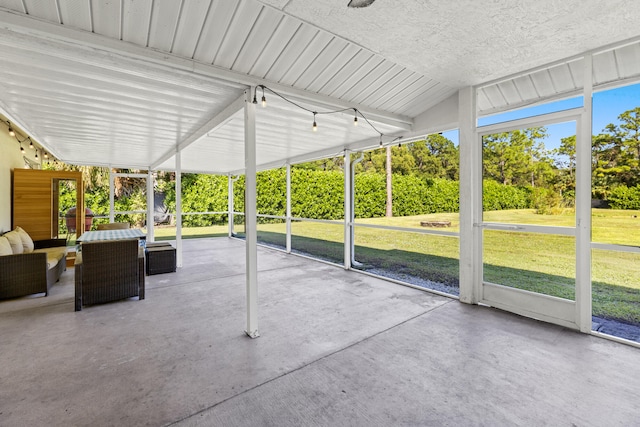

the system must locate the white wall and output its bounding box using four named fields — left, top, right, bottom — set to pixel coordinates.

left=413, top=92, right=459, bottom=134
left=0, top=125, right=40, bottom=233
